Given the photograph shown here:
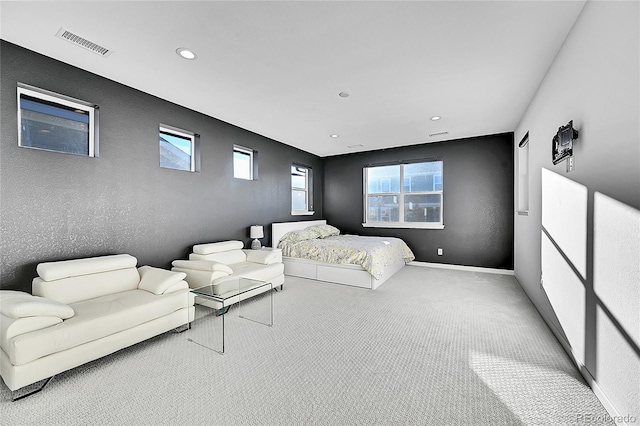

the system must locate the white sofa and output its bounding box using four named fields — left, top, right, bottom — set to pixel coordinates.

left=171, top=240, right=284, bottom=308
left=0, top=254, right=194, bottom=397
